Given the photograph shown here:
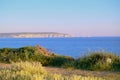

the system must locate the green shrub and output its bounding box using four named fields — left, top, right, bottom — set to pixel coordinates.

left=75, top=52, right=120, bottom=71
left=112, top=56, right=120, bottom=71
left=48, top=56, right=74, bottom=67
left=0, top=46, right=74, bottom=68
